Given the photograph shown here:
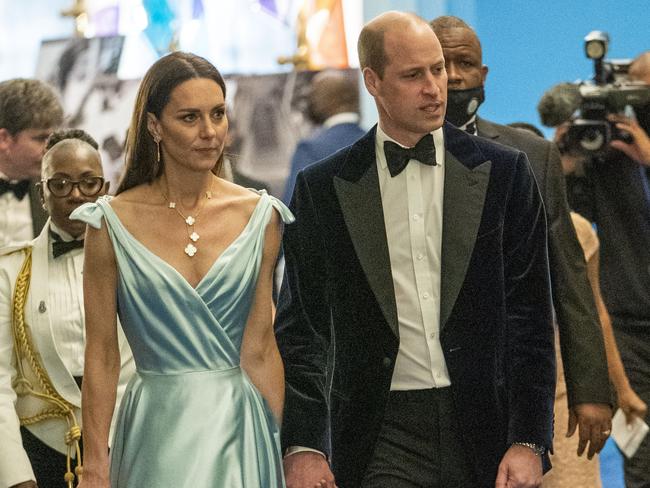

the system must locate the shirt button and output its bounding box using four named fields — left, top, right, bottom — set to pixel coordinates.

left=417, top=253, right=424, bottom=260
left=429, top=332, right=436, bottom=339
left=423, top=292, right=429, bottom=299
left=413, top=214, right=420, bottom=221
